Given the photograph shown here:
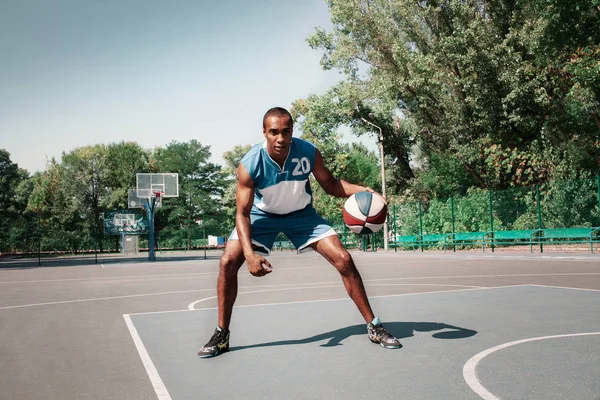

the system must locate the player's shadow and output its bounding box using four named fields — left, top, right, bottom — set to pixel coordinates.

left=229, top=322, right=477, bottom=352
